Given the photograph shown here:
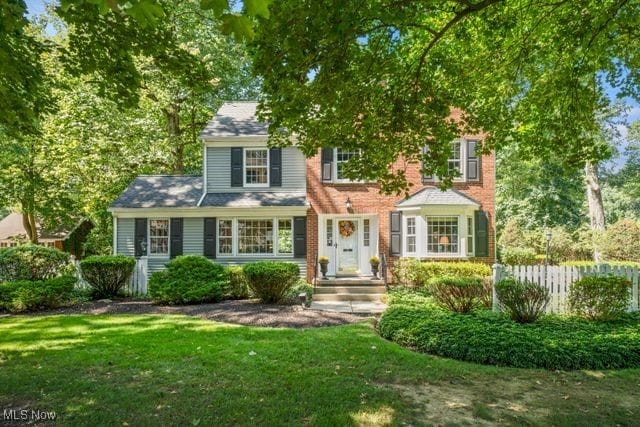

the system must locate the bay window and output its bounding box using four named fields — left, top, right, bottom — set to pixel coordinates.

left=406, top=217, right=416, bottom=253
left=426, top=216, right=459, bottom=254
left=467, top=216, right=474, bottom=256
